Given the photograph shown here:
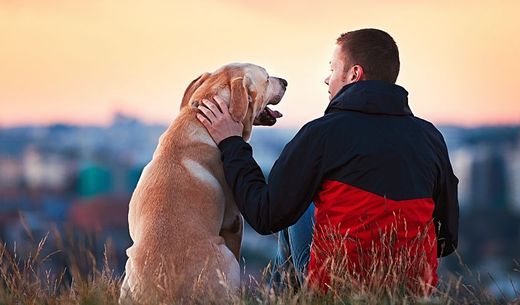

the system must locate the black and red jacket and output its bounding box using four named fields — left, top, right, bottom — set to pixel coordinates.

left=218, top=80, right=459, bottom=288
